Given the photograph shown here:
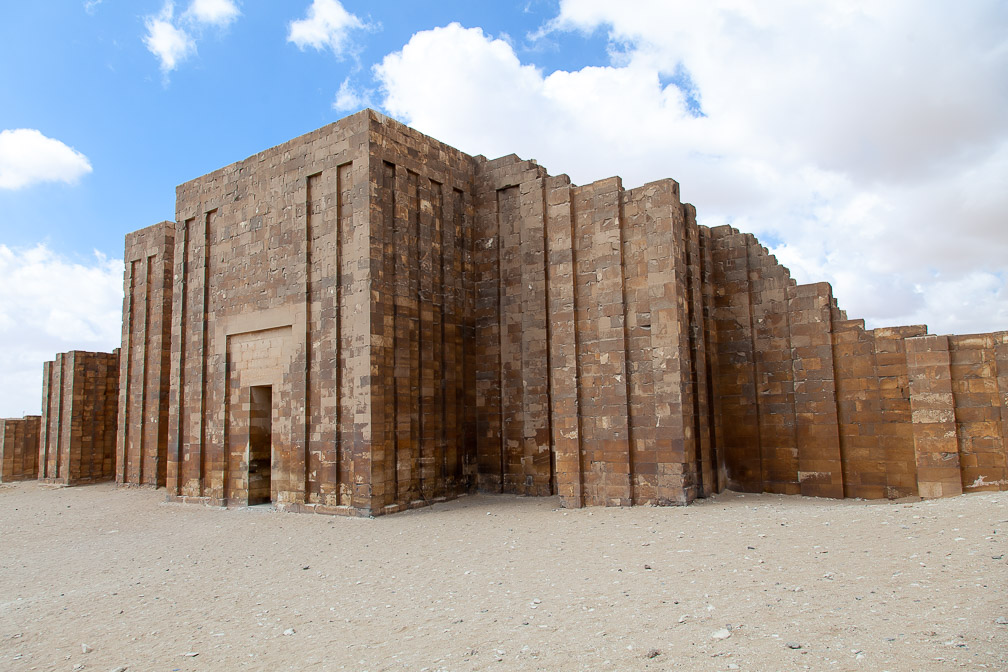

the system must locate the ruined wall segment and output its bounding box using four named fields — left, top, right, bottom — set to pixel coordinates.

left=39, top=350, right=119, bottom=485
left=0, top=415, right=40, bottom=482
left=118, top=221, right=174, bottom=487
